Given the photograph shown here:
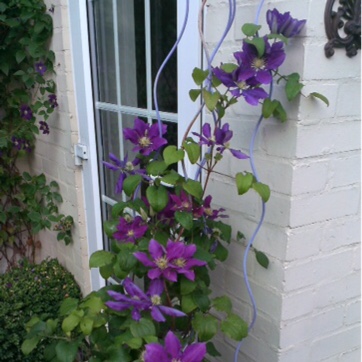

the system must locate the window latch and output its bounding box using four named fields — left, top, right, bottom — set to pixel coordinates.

left=74, top=143, right=89, bottom=166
